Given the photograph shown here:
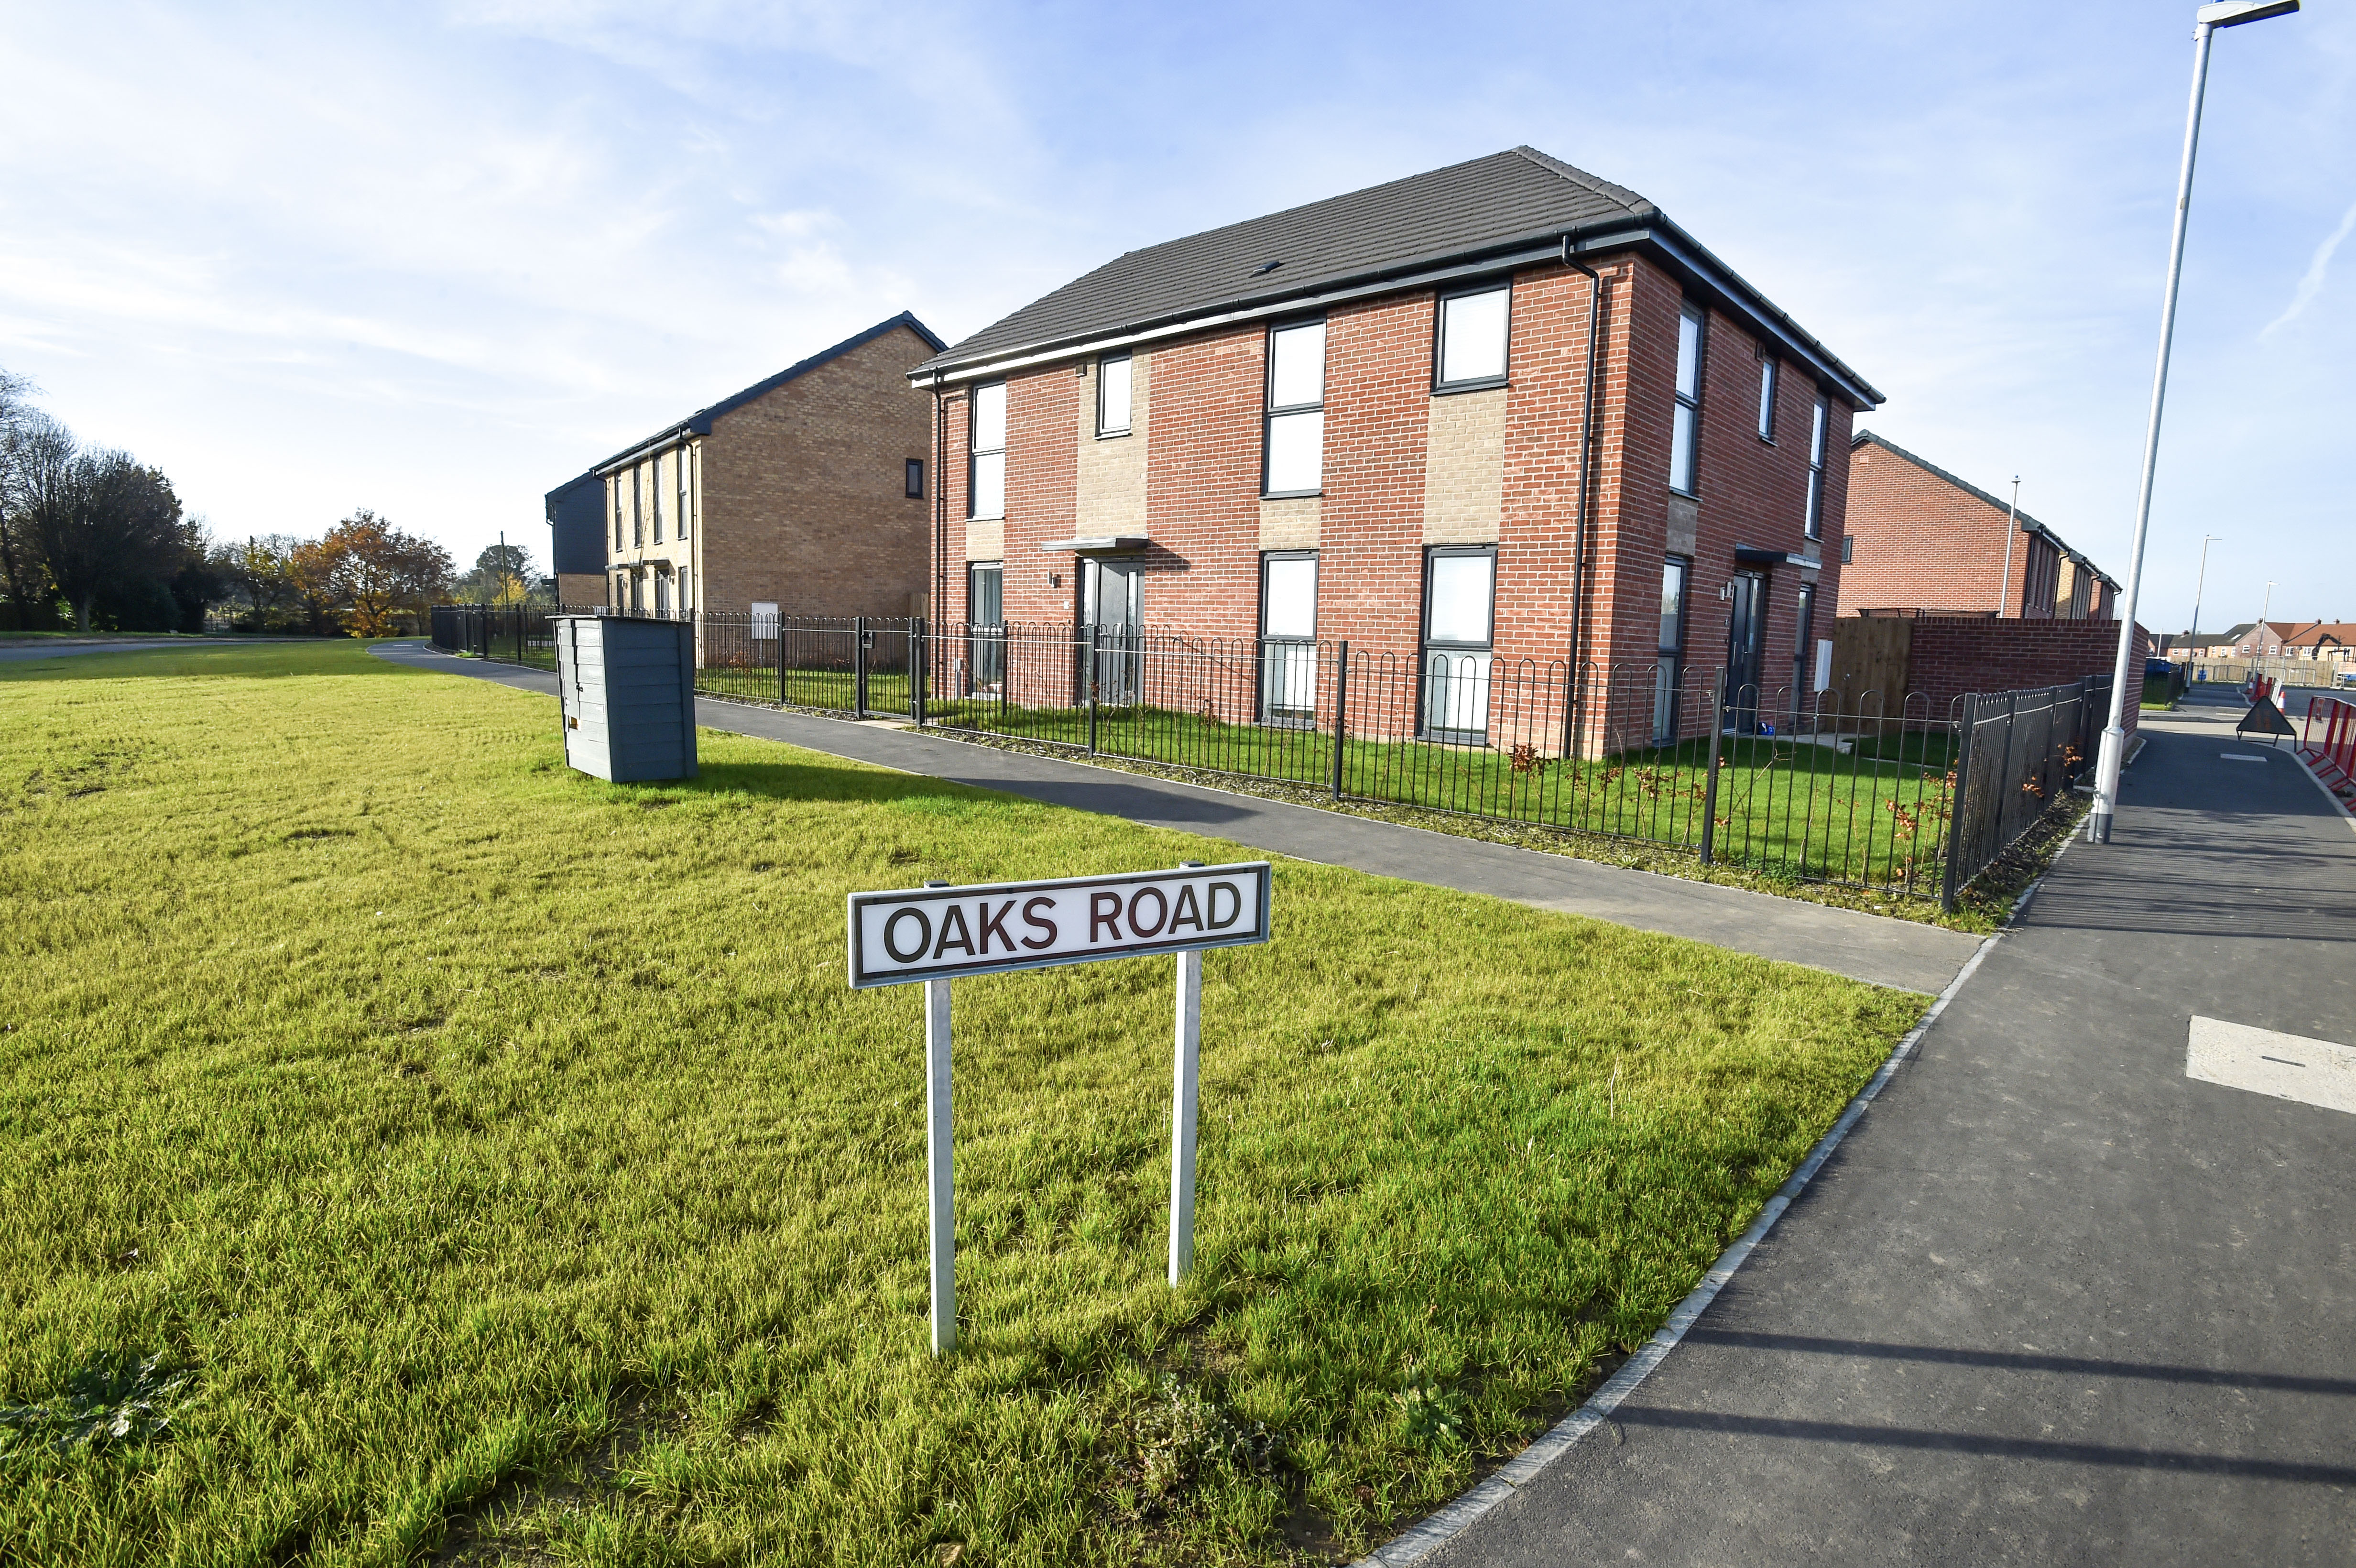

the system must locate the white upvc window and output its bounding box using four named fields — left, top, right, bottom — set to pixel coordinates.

left=650, top=455, right=664, bottom=543
left=631, top=466, right=644, bottom=546
left=970, top=381, right=1006, bottom=520
left=1263, top=319, right=1325, bottom=496
left=1436, top=284, right=1510, bottom=389
left=1097, top=353, right=1132, bottom=436
left=1756, top=354, right=1778, bottom=442
left=1804, top=394, right=1830, bottom=539
left=1259, top=552, right=1319, bottom=725
left=676, top=447, right=690, bottom=540
left=1421, top=546, right=1496, bottom=741
left=1670, top=302, right=1704, bottom=494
